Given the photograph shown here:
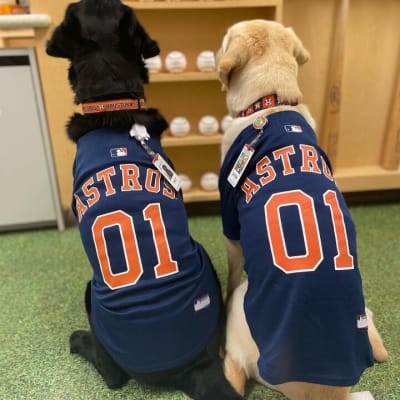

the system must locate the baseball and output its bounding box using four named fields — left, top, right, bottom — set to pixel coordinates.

left=165, top=51, right=187, bottom=73
left=198, top=115, right=219, bottom=135
left=144, top=55, right=162, bottom=73
left=221, top=114, right=234, bottom=132
left=170, top=117, right=190, bottom=136
left=196, top=50, right=216, bottom=72
left=200, top=172, right=219, bottom=191
left=179, top=174, right=192, bottom=193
